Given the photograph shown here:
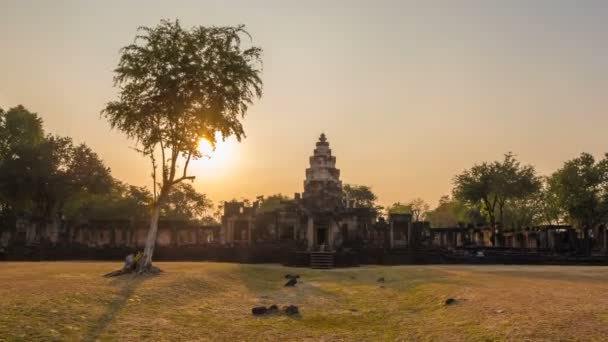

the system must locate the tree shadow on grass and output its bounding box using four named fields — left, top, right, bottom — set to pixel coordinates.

left=83, top=275, right=145, bottom=342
